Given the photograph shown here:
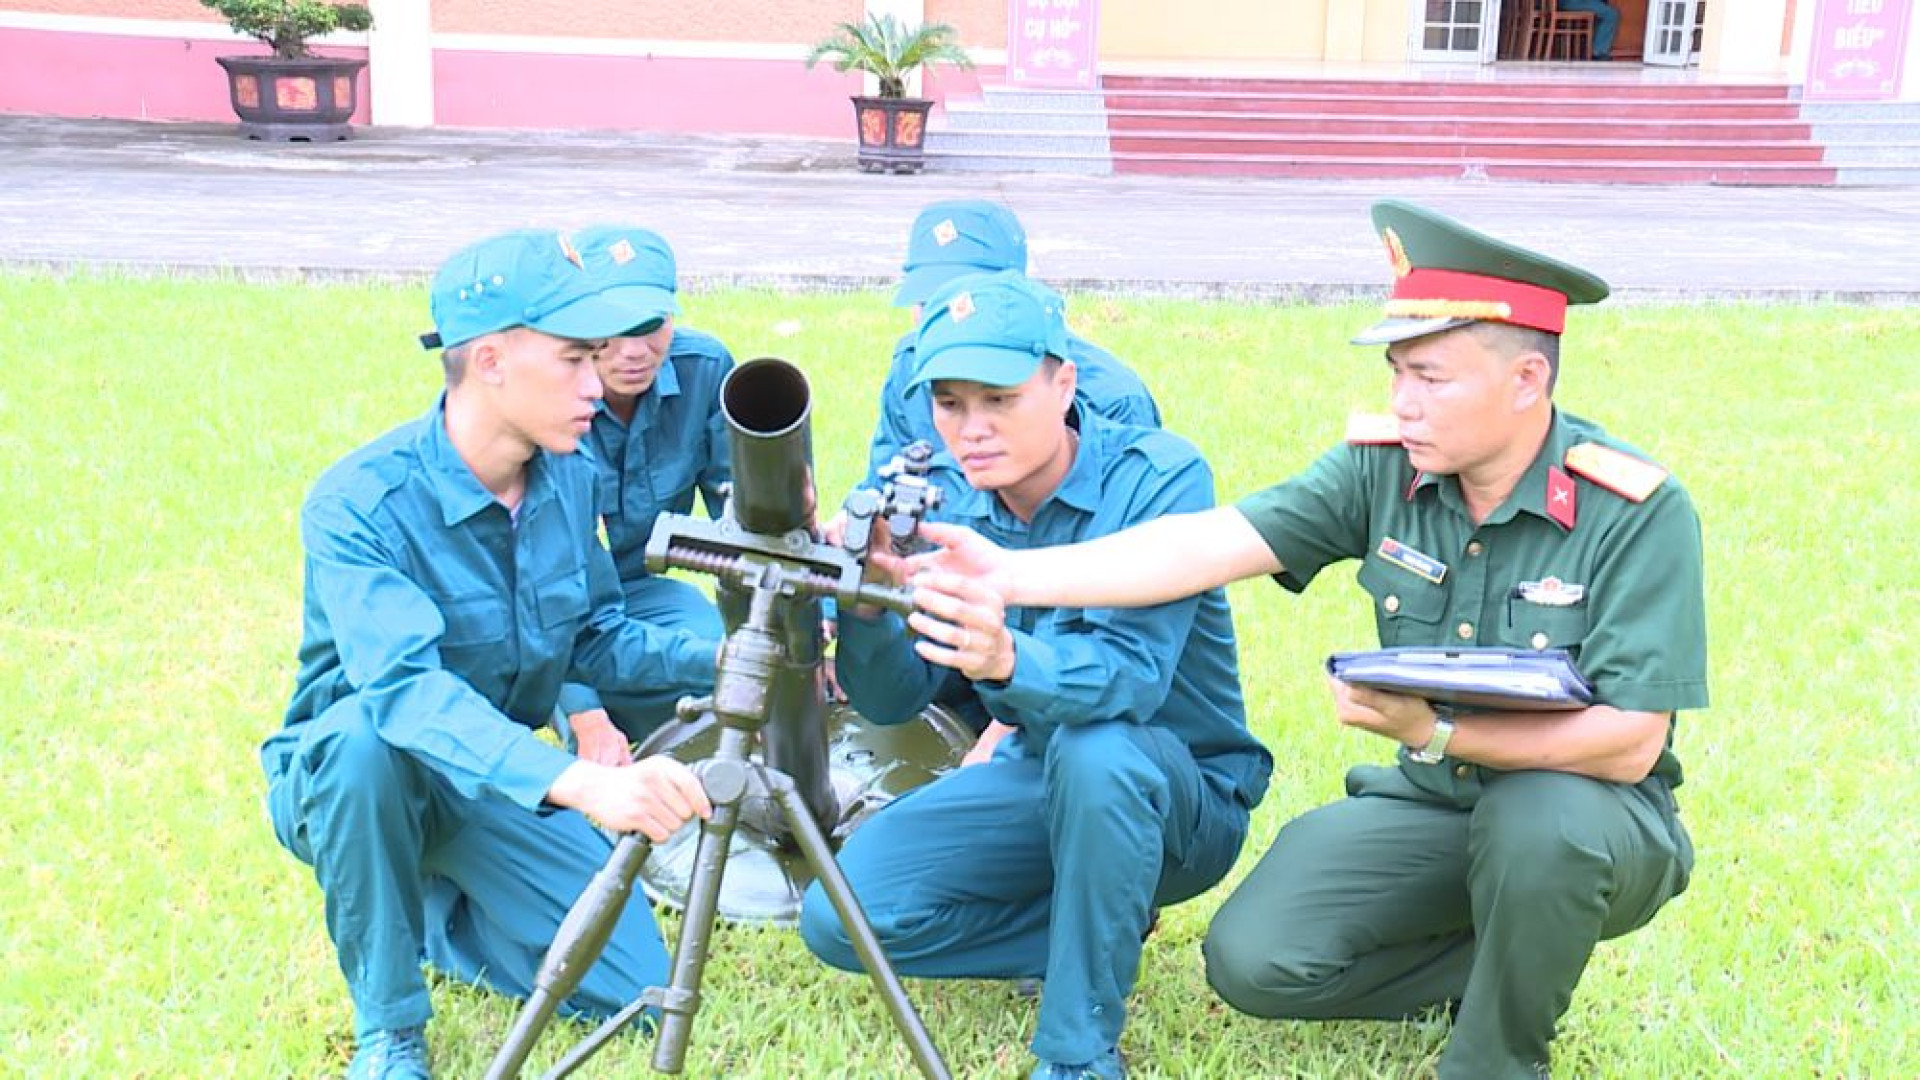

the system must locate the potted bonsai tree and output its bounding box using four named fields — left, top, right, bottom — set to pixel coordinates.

left=201, top=0, right=374, bottom=141
left=806, top=14, right=972, bottom=174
